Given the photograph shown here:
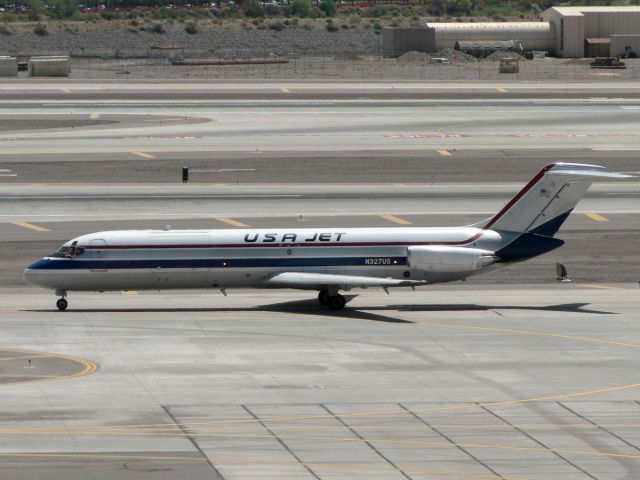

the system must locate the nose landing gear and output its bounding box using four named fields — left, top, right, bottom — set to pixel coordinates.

left=55, top=289, right=68, bottom=311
